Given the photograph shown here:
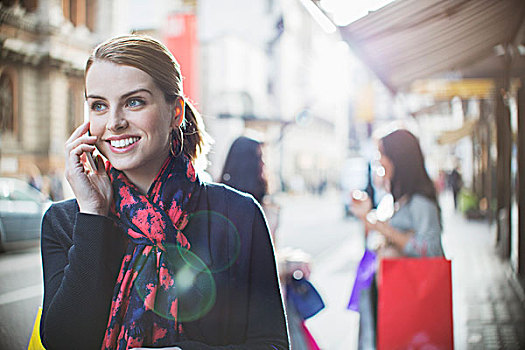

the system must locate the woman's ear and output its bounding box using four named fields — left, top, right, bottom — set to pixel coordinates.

left=172, top=97, right=185, bottom=128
